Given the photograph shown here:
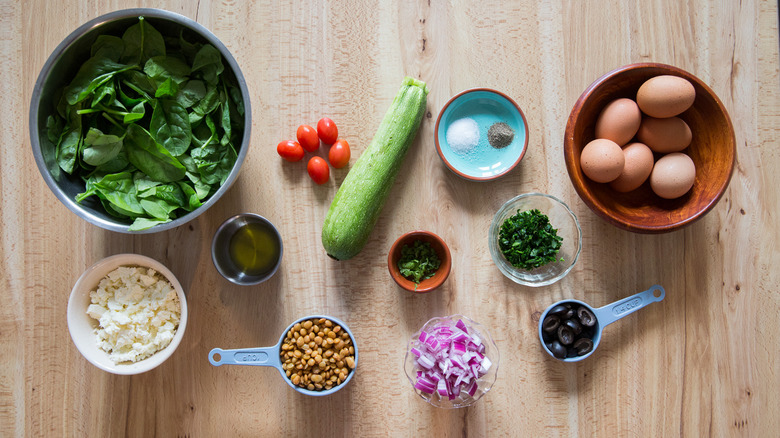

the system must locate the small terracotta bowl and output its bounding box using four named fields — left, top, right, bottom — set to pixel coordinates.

left=564, top=63, right=736, bottom=233
left=388, top=231, right=452, bottom=293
